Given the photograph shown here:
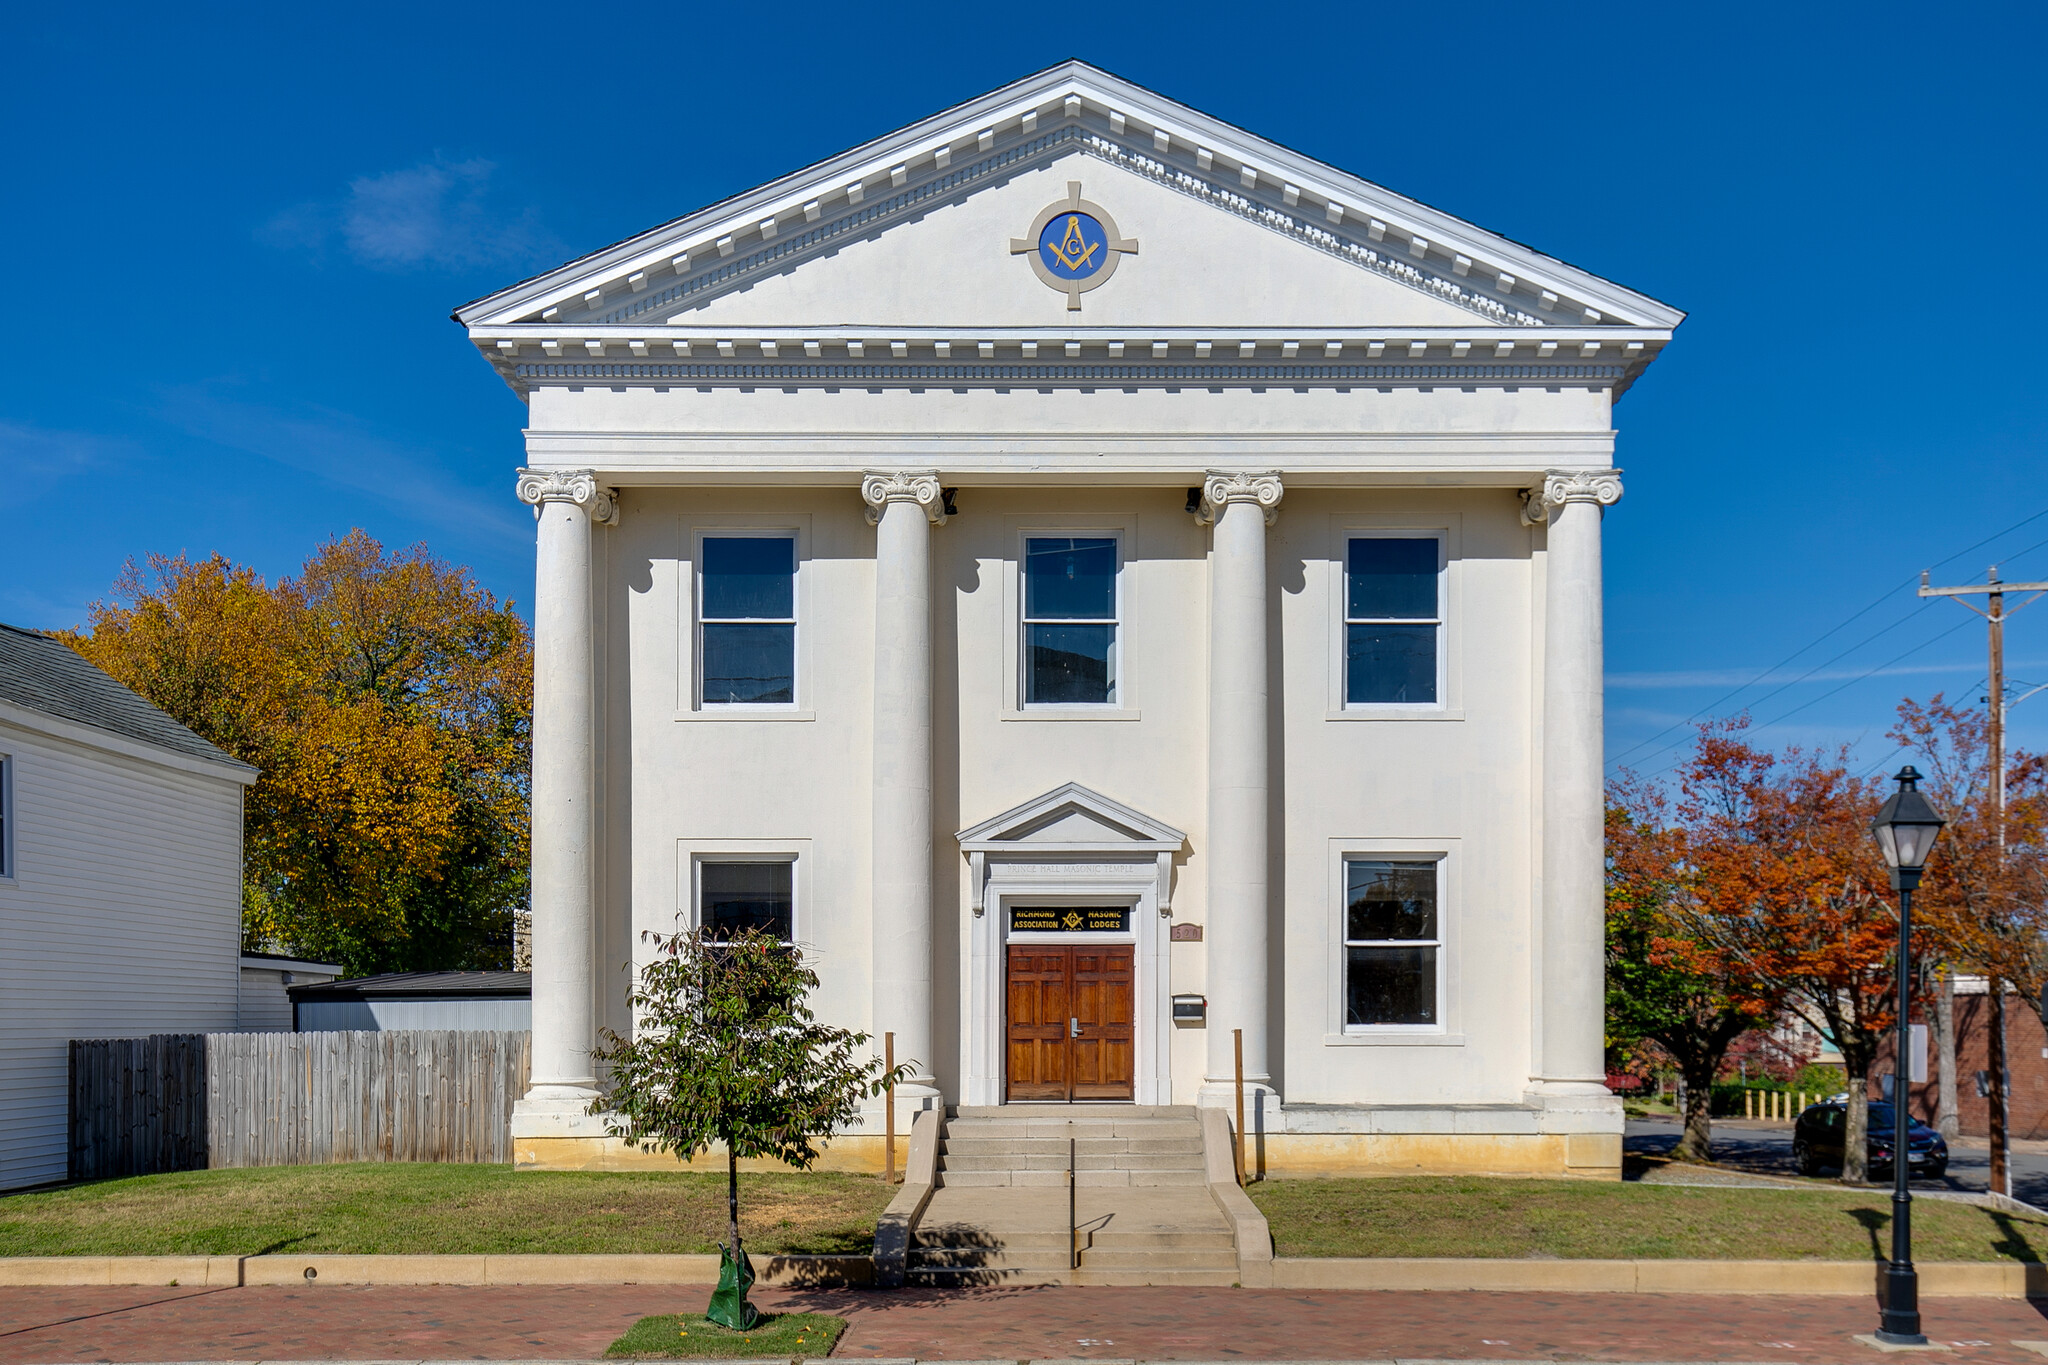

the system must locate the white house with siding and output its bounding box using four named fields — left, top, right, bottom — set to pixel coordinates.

left=0, top=622, right=258, bottom=1189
